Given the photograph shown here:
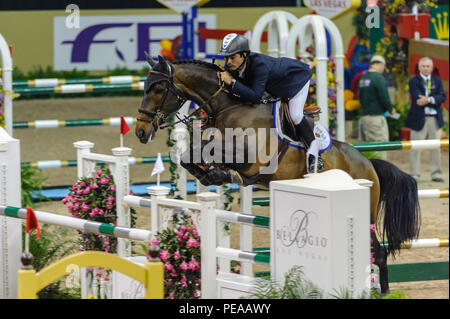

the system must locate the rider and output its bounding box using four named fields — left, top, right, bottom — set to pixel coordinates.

left=218, top=33, right=323, bottom=173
